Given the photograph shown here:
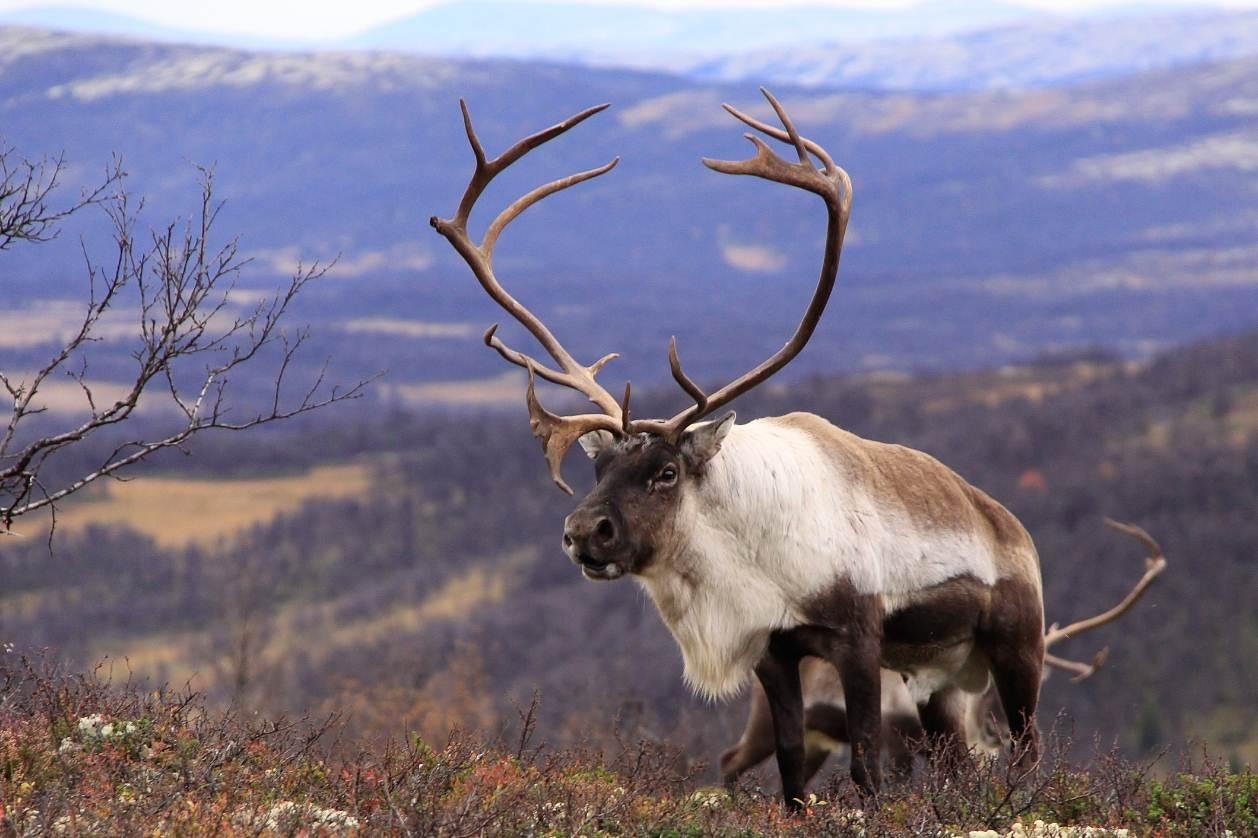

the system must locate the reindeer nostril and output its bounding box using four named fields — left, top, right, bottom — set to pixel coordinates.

left=563, top=533, right=573, bottom=548
left=595, top=518, right=615, bottom=543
